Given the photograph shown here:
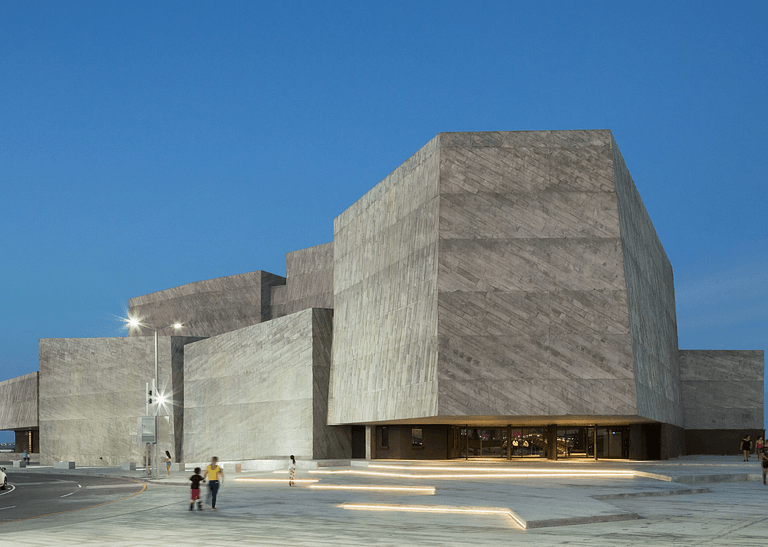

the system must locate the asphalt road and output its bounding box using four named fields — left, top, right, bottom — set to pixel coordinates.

left=0, top=472, right=145, bottom=524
